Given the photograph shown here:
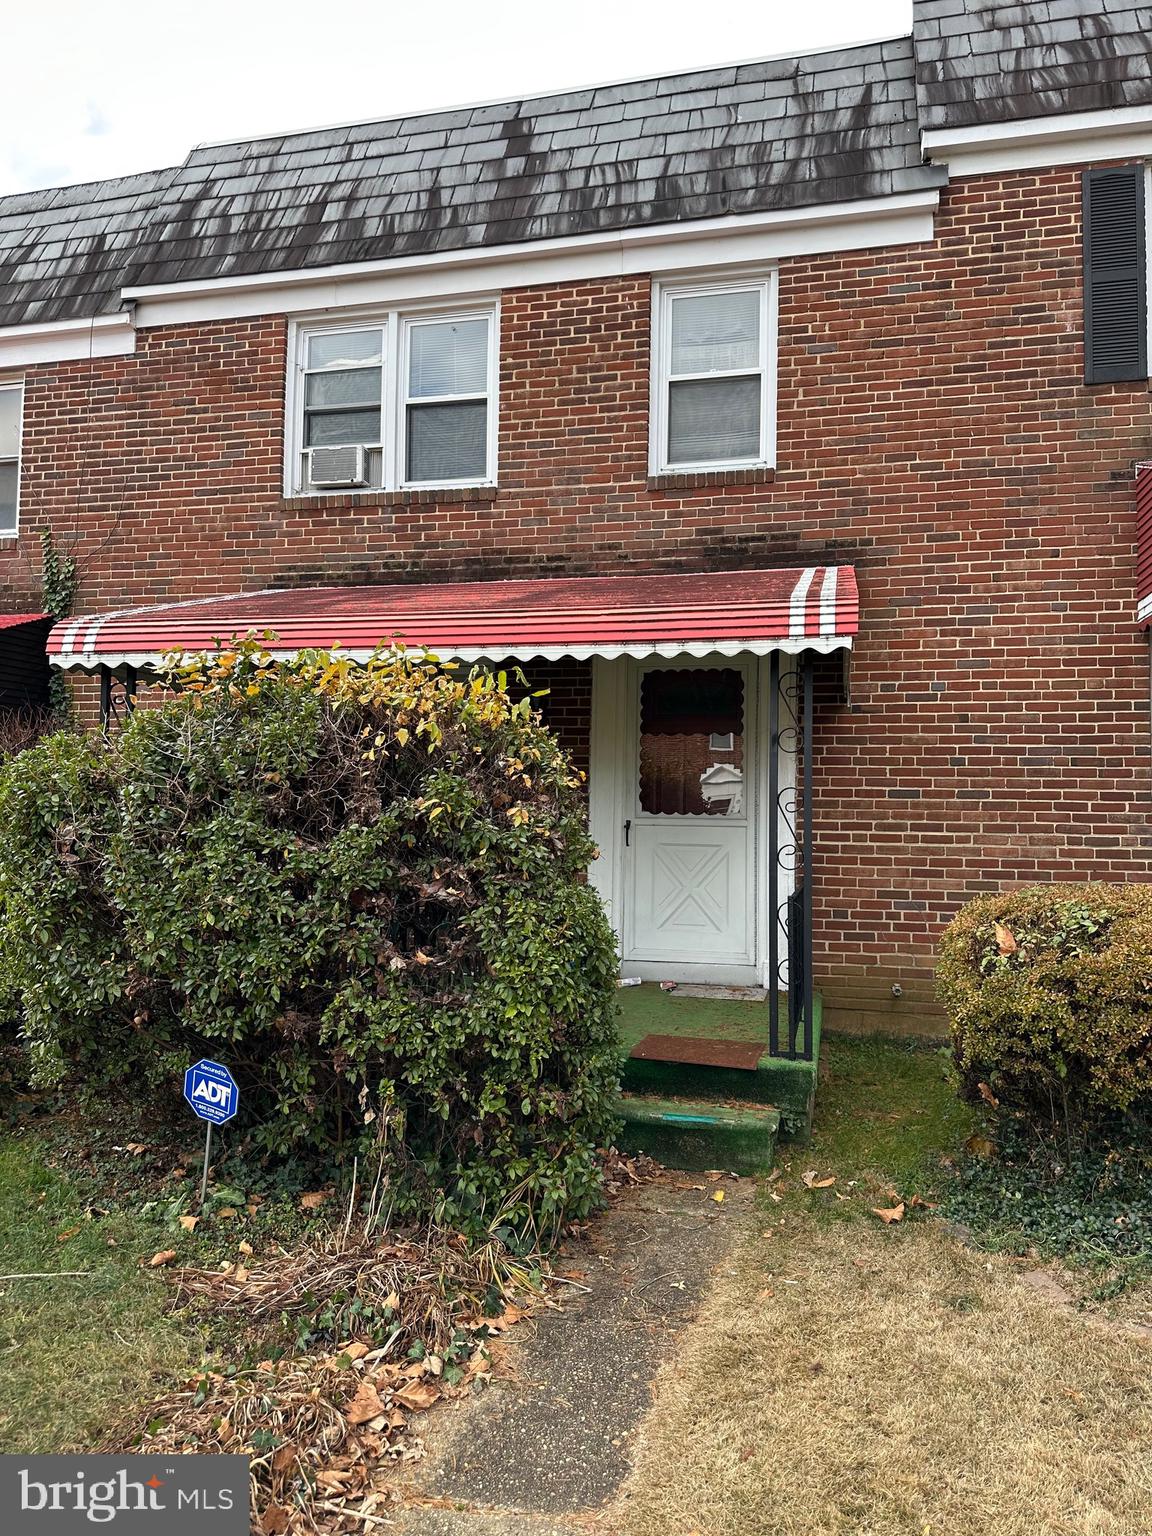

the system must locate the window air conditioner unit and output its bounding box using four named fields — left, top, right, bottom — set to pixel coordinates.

left=307, top=444, right=368, bottom=488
